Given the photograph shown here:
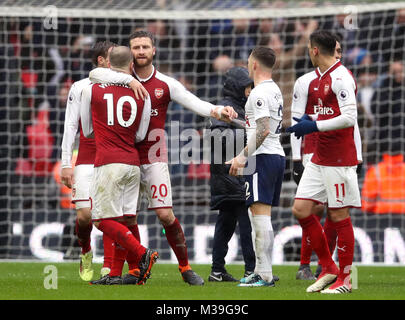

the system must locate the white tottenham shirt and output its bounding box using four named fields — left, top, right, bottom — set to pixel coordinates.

left=245, top=79, right=285, bottom=157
